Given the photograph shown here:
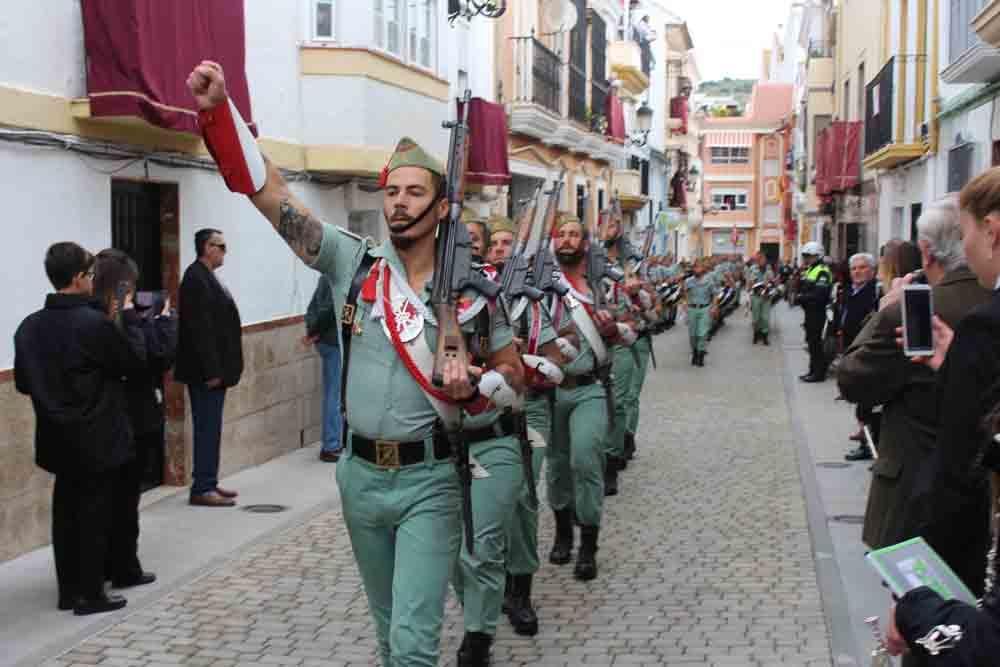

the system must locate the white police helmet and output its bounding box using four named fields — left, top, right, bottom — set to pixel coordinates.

left=801, top=241, right=825, bottom=257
